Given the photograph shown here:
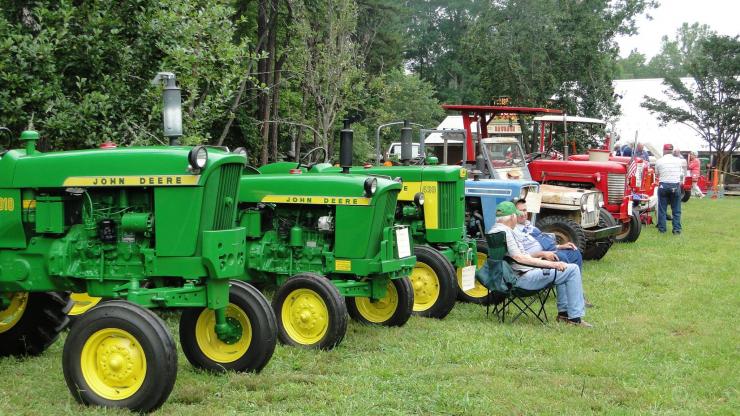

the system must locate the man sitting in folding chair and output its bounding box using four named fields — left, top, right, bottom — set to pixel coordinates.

left=490, top=201, right=593, bottom=328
